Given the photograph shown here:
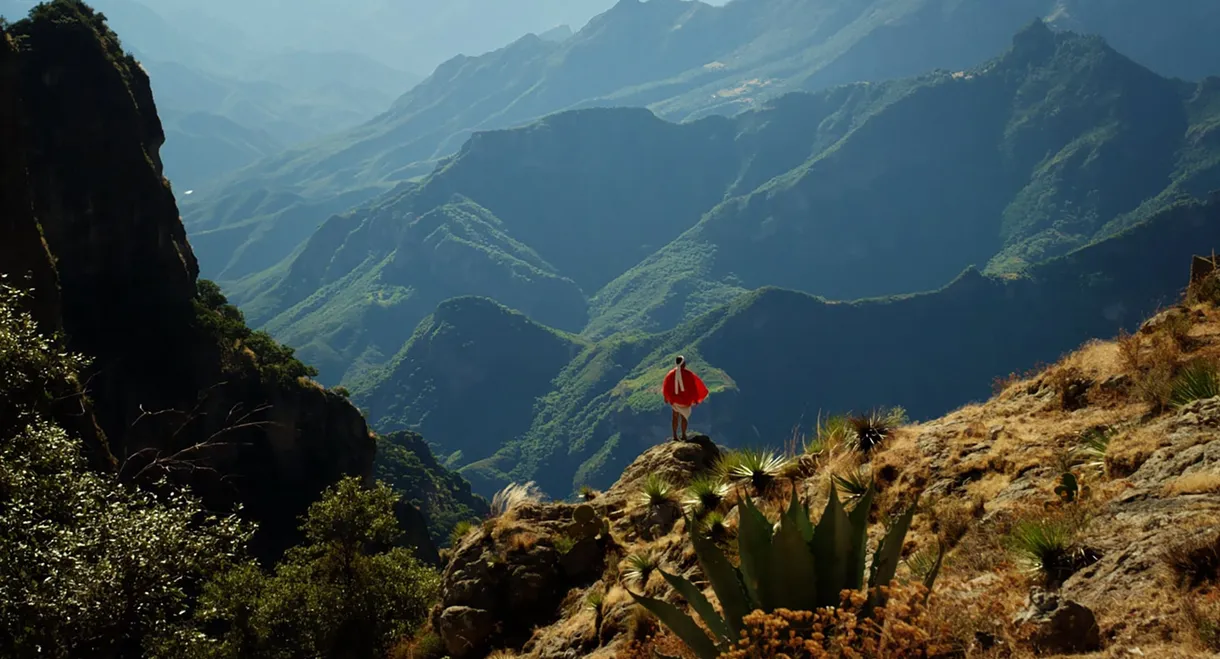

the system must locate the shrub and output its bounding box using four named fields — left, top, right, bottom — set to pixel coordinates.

left=630, top=483, right=938, bottom=658
left=168, top=478, right=441, bottom=658
left=193, top=279, right=318, bottom=384
left=717, top=582, right=949, bottom=658
left=0, top=283, right=250, bottom=655
left=449, top=519, right=475, bottom=547
left=1118, top=329, right=1181, bottom=409
left=806, top=412, right=852, bottom=455
left=1163, top=531, right=1220, bottom=590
